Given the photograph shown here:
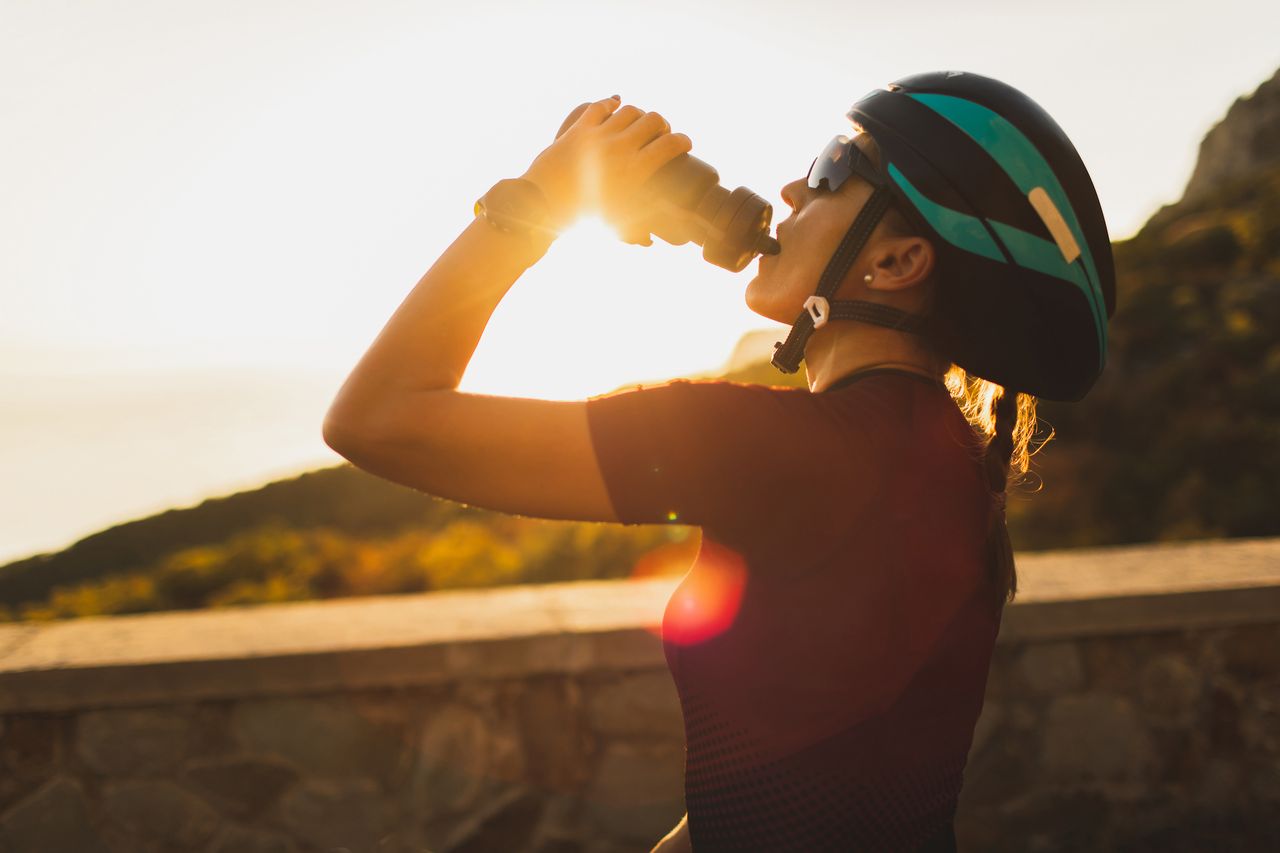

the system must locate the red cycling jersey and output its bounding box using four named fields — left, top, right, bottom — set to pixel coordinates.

left=585, top=368, right=1003, bottom=852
